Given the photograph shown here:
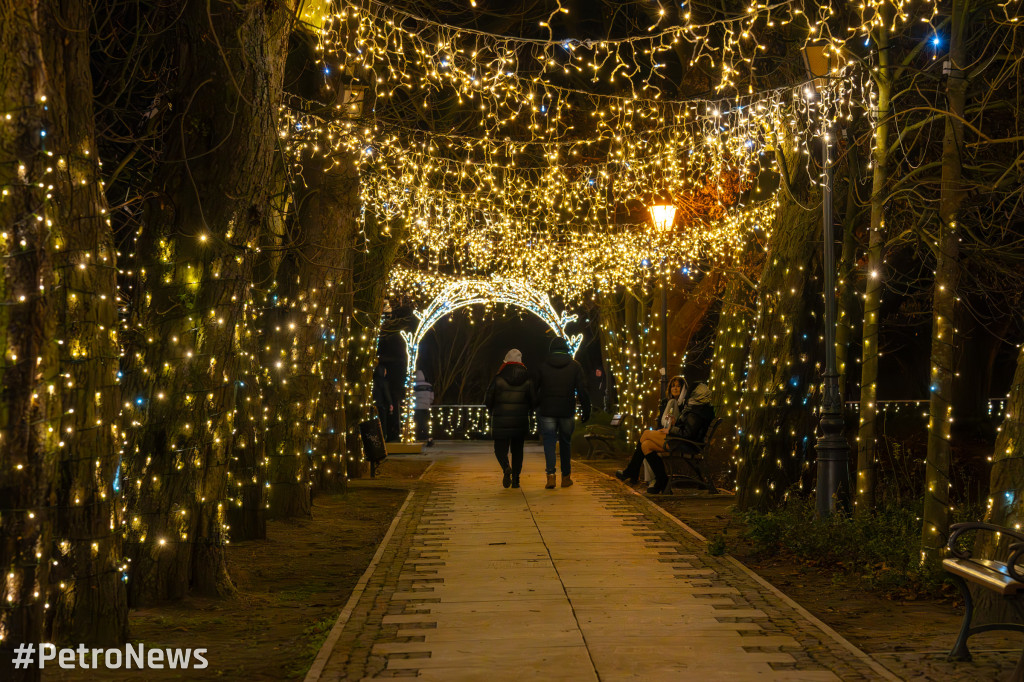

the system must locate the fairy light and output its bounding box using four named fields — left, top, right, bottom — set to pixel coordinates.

left=397, top=277, right=582, bottom=440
